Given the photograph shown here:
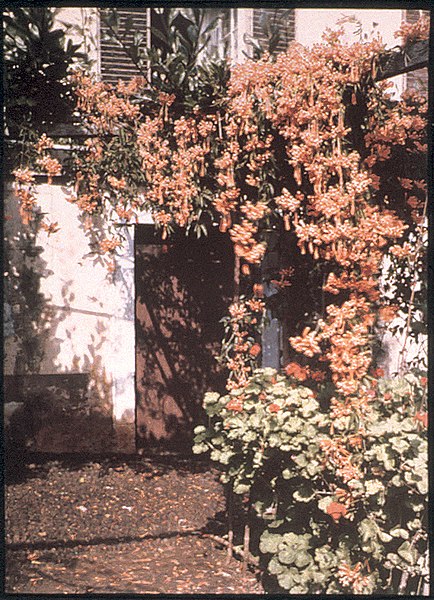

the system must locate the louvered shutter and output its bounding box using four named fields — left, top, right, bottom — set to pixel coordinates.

left=252, top=8, right=295, bottom=55
left=99, top=8, right=150, bottom=83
